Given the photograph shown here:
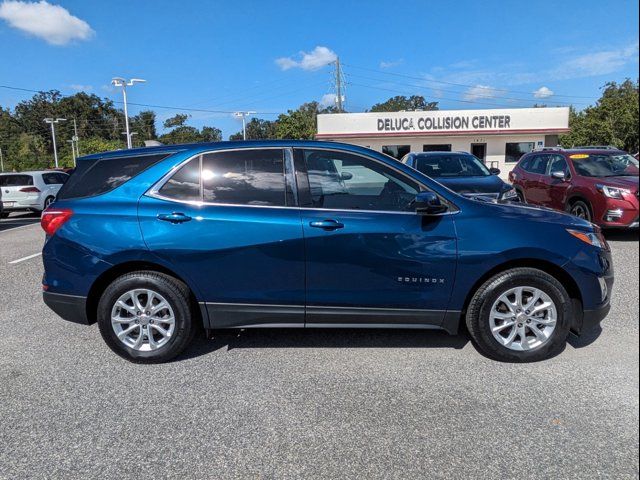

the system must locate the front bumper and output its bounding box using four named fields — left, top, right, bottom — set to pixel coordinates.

left=43, top=291, right=90, bottom=324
